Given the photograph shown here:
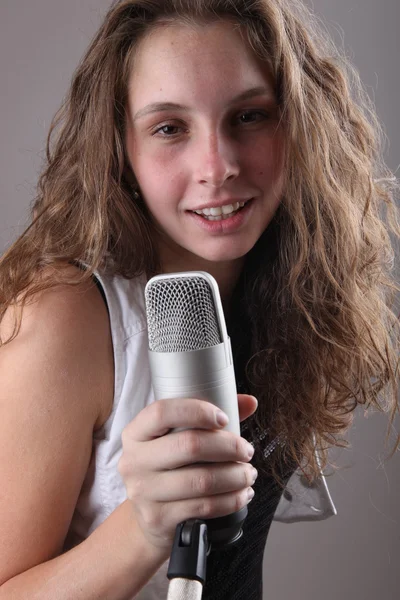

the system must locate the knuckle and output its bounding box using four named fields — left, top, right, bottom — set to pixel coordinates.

left=141, top=505, right=161, bottom=530
left=120, top=428, right=129, bottom=448
left=127, top=477, right=144, bottom=501
left=192, top=401, right=209, bottom=424
left=245, top=466, right=254, bottom=487
left=150, top=400, right=167, bottom=425
left=117, top=456, right=128, bottom=477
left=197, top=498, right=214, bottom=519
left=176, top=400, right=211, bottom=430
left=233, top=435, right=244, bottom=457
left=179, top=430, right=202, bottom=458
left=235, top=490, right=247, bottom=512
left=193, top=470, right=215, bottom=495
